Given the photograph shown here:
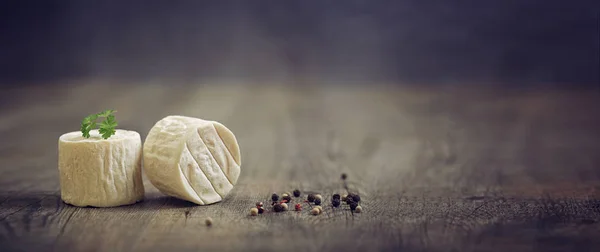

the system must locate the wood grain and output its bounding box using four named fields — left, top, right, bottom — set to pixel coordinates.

left=1, top=80, right=599, bottom=252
